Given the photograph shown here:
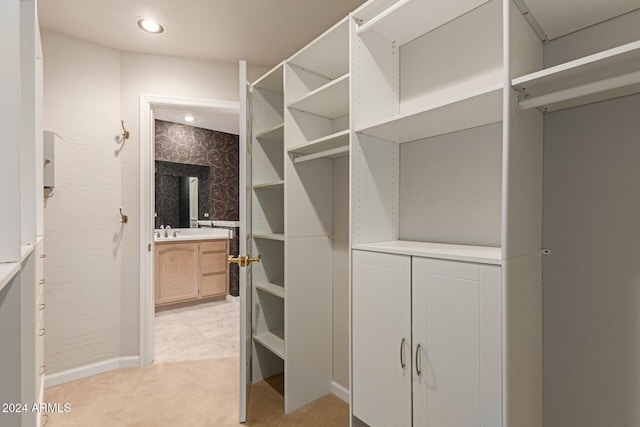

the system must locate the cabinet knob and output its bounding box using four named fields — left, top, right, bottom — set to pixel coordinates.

left=39, top=328, right=46, bottom=336
left=39, top=303, right=46, bottom=311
